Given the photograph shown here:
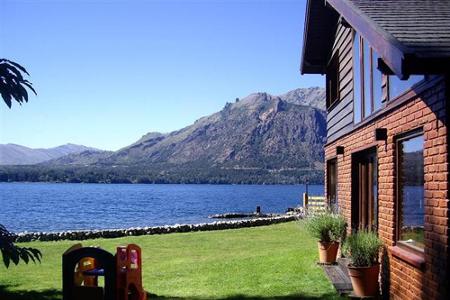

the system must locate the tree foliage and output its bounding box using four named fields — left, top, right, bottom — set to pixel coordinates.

left=0, top=58, right=37, bottom=108
left=0, top=164, right=324, bottom=185
left=0, top=59, right=41, bottom=268
left=0, top=224, right=42, bottom=268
